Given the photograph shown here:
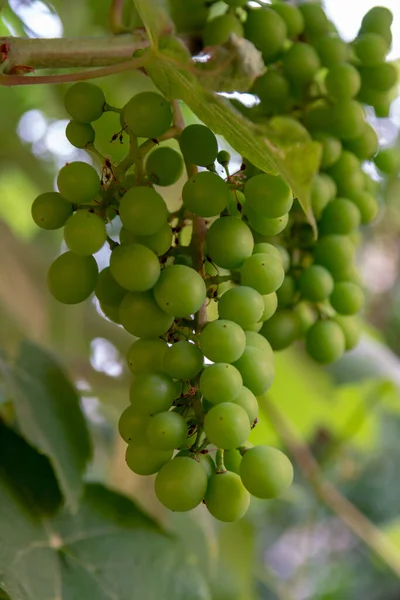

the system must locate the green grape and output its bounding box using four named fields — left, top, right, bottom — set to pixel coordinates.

left=233, top=346, right=274, bottom=396
left=344, top=123, right=378, bottom=160
left=100, top=302, right=121, bottom=323
left=198, top=453, right=216, bottom=478
left=325, top=63, right=361, bottom=100
left=299, top=265, right=334, bottom=303
left=163, top=341, right=204, bottom=380
left=119, top=291, right=174, bottom=338
left=66, top=120, right=95, bottom=148
left=119, top=186, right=168, bottom=236
left=253, top=70, right=291, bottom=112
left=306, top=320, right=346, bottom=363
left=146, top=411, right=188, bottom=450
left=182, top=171, right=229, bottom=217
left=204, top=14, right=243, bottom=46
left=218, top=286, right=264, bottom=329
left=241, top=253, right=285, bottom=295
left=217, top=150, right=230, bottom=166
left=110, top=243, right=160, bottom=292
left=206, top=217, right=254, bottom=269
left=126, top=433, right=172, bottom=475
left=348, top=190, right=379, bottom=224
left=328, top=100, right=366, bottom=140
left=244, top=8, right=287, bottom=61
left=334, top=315, right=362, bottom=350
left=179, top=124, right=218, bottom=167
left=204, top=402, right=250, bottom=449
left=312, top=133, right=342, bottom=169
left=261, top=292, right=278, bottom=322
left=95, top=266, right=126, bottom=306
left=314, top=235, right=355, bottom=279
left=205, top=471, right=250, bottom=522
left=245, top=322, right=263, bottom=333
left=276, top=275, right=296, bottom=308
left=260, top=309, right=299, bottom=350
left=246, top=207, right=289, bottom=237
left=145, top=147, right=184, bottom=187
left=64, top=82, right=105, bottom=122
left=199, top=363, right=242, bottom=404
left=244, top=331, right=274, bottom=361
left=252, top=243, right=281, bottom=260
left=330, top=282, right=364, bottom=315
left=327, top=151, right=364, bottom=197
left=123, top=92, right=172, bottom=138
left=275, top=245, right=291, bottom=273
left=63, top=209, right=106, bottom=256
left=319, top=198, right=361, bottom=236
left=47, top=252, right=98, bottom=304
left=231, top=386, right=258, bottom=424
left=31, top=192, right=72, bottom=230
left=354, top=33, right=388, bottom=66
left=360, top=63, right=398, bottom=92
left=200, top=320, right=246, bottom=364
left=120, top=222, right=172, bottom=257
left=127, top=338, right=168, bottom=375
left=299, top=2, right=331, bottom=37
left=311, top=173, right=337, bottom=218
left=155, top=456, right=208, bottom=511
left=118, top=405, right=150, bottom=443
left=153, top=265, right=206, bottom=317
left=224, top=448, right=242, bottom=474
left=57, top=162, right=100, bottom=204
left=360, top=6, right=393, bottom=46
left=374, top=148, right=400, bottom=175
left=240, top=445, right=293, bottom=499
left=244, top=173, right=293, bottom=218
left=282, top=42, right=321, bottom=86
left=129, top=372, right=176, bottom=416
left=294, top=302, right=316, bottom=337
left=271, top=2, right=304, bottom=38
left=357, top=82, right=392, bottom=114
left=316, top=35, right=348, bottom=67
